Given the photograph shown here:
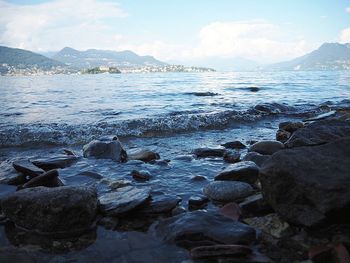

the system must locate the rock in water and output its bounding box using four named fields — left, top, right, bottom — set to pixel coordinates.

left=215, top=161, right=259, bottom=185
left=285, top=119, right=350, bottom=148
left=12, top=160, right=44, bottom=178
left=154, top=210, right=256, bottom=248
left=279, top=121, right=304, bottom=133
left=99, top=186, right=151, bottom=216
left=249, top=140, right=284, bottom=155
left=20, top=169, right=63, bottom=189
left=223, top=151, right=240, bottom=163
left=127, top=149, right=160, bottom=162
left=203, top=181, right=254, bottom=202
left=193, top=148, right=226, bottom=158
left=83, top=139, right=127, bottom=162
left=1, top=186, right=98, bottom=235
left=31, top=156, right=79, bottom=171
left=221, top=141, right=246, bottom=149
left=260, top=138, right=350, bottom=227
left=243, top=152, right=270, bottom=167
